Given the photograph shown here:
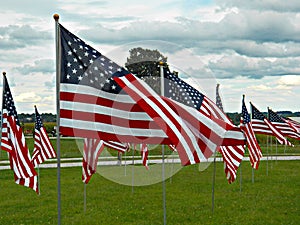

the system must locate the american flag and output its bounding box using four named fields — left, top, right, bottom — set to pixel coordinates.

left=268, top=109, right=300, bottom=140
left=59, top=24, right=169, bottom=145
left=83, top=139, right=129, bottom=184
left=82, top=139, right=129, bottom=183
left=164, top=68, right=236, bottom=126
left=213, top=83, right=244, bottom=183
left=82, top=139, right=102, bottom=184
left=82, top=139, right=105, bottom=184
left=240, top=96, right=262, bottom=169
left=31, top=106, right=57, bottom=167
left=115, top=73, right=245, bottom=165
left=282, top=117, right=300, bottom=134
left=140, top=143, right=149, bottom=170
left=251, top=103, right=293, bottom=146
left=1, top=75, right=38, bottom=193
left=59, top=24, right=245, bottom=167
